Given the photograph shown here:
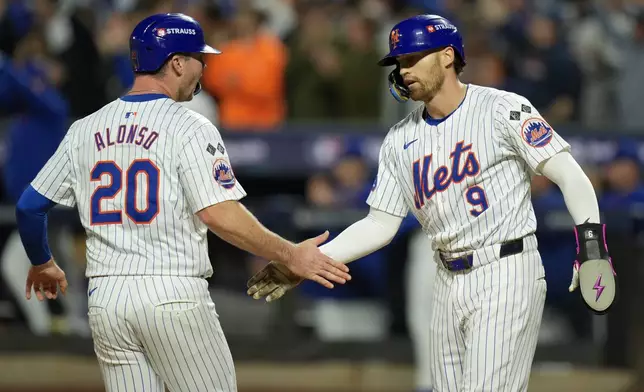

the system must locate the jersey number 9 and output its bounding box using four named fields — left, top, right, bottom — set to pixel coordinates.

left=465, top=185, right=489, bottom=217
left=90, top=160, right=160, bottom=225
